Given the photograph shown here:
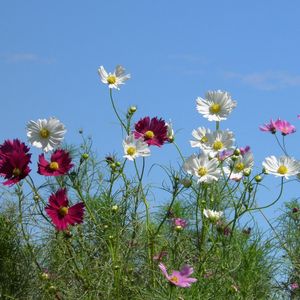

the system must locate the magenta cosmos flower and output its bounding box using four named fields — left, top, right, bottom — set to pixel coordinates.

left=275, top=119, right=296, bottom=135
left=45, top=188, right=85, bottom=231
left=173, top=218, right=188, bottom=229
left=38, top=149, right=73, bottom=176
left=0, top=139, right=31, bottom=186
left=259, top=119, right=277, bottom=134
left=159, top=263, right=197, bottom=288
left=134, top=117, right=168, bottom=147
